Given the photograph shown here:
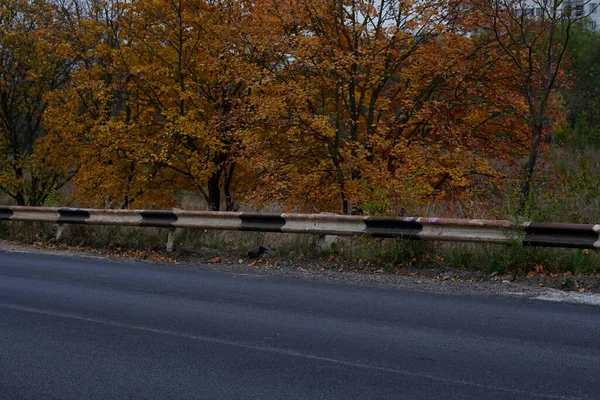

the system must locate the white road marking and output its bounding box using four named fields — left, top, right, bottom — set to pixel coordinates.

left=532, top=291, right=600, bottom=306
left=0, top=302, right=579, bottom=399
